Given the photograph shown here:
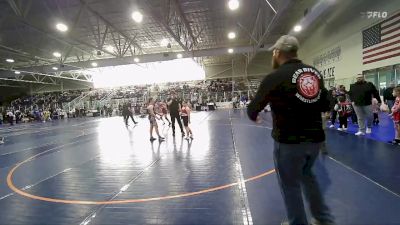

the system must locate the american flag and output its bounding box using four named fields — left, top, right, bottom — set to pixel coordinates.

left=362, top=11, right=400, bottom=65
